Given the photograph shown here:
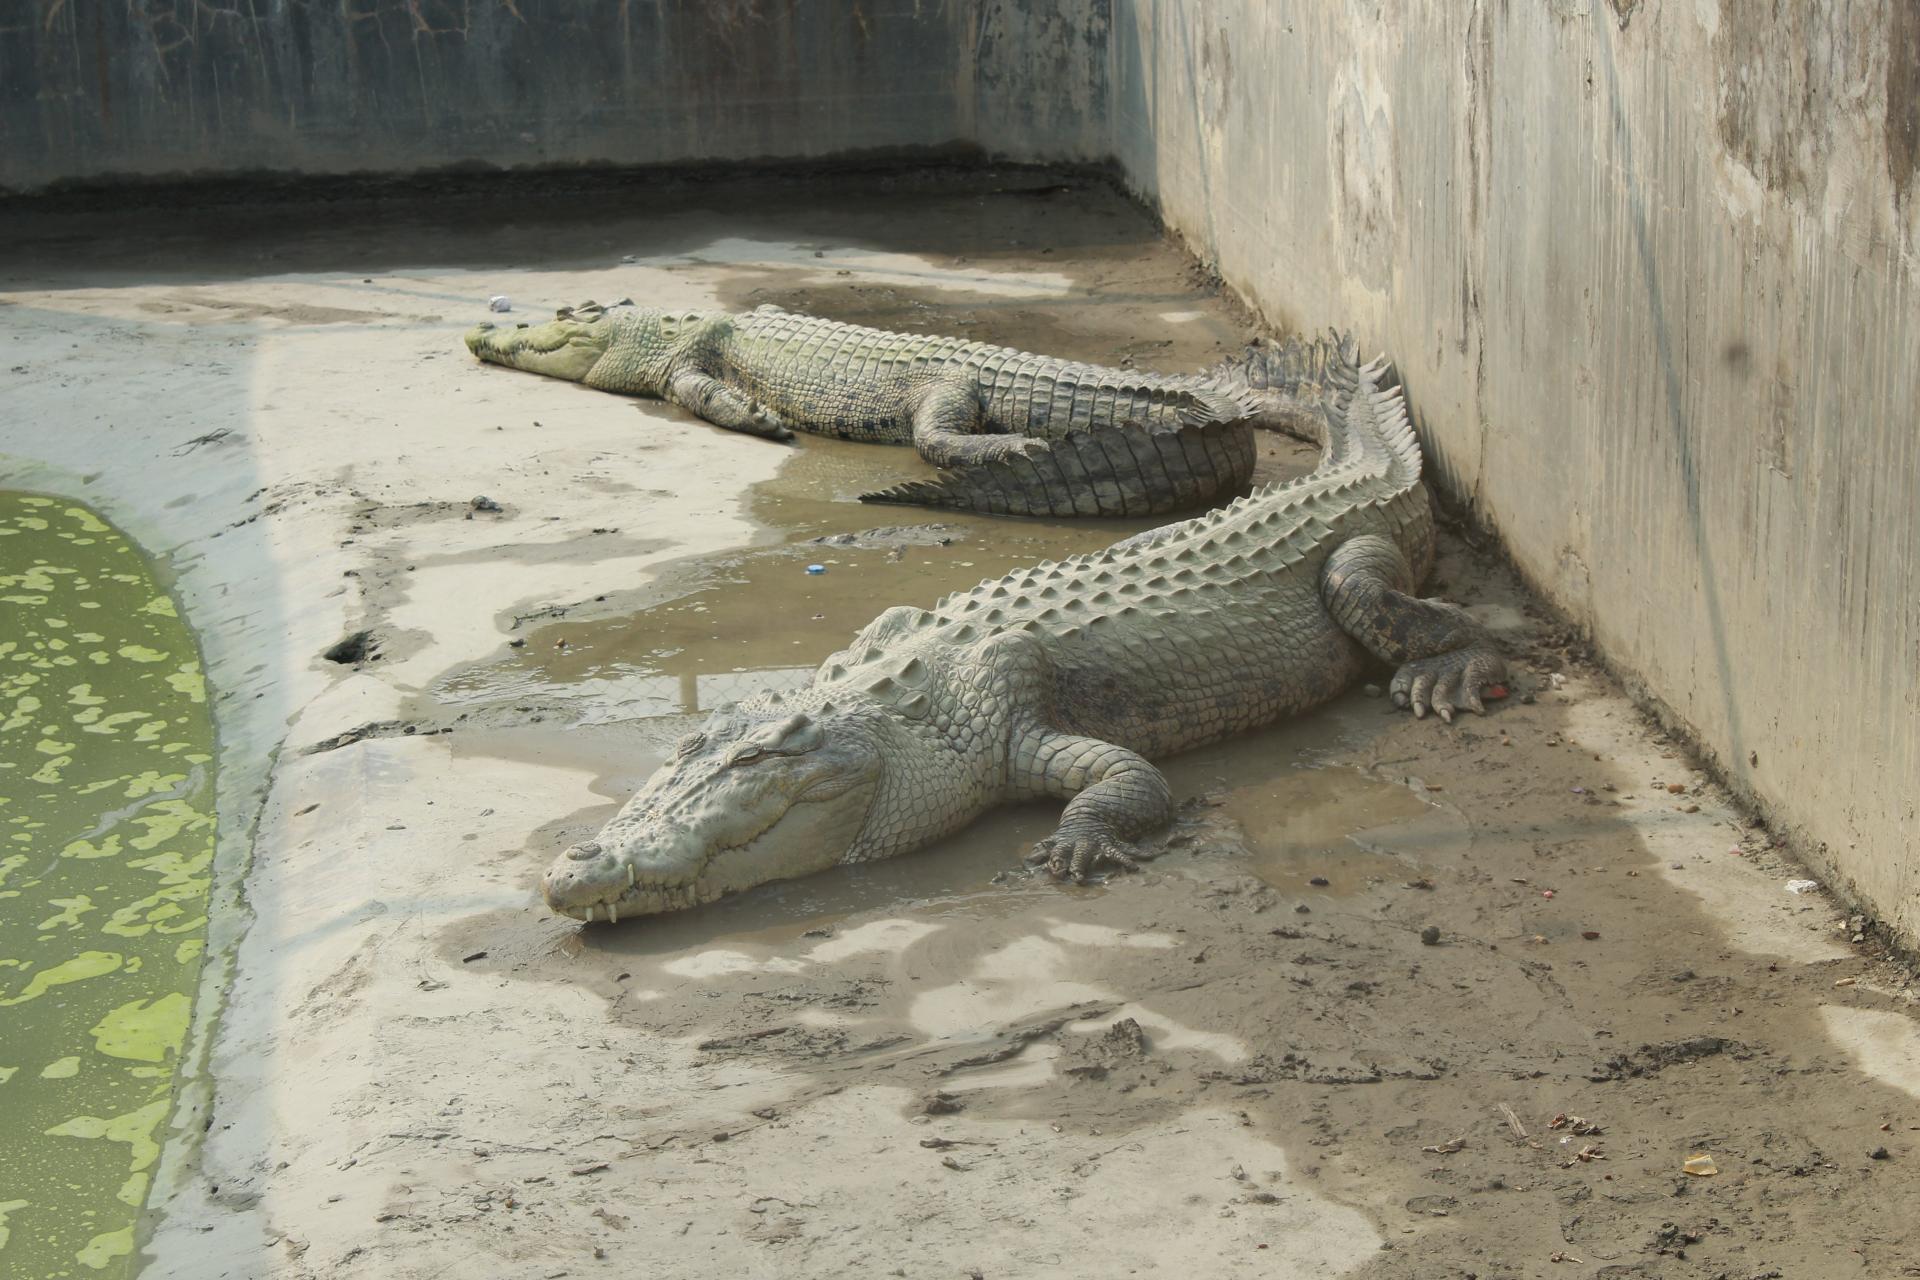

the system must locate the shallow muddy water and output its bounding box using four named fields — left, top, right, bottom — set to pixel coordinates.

left=0, top=494, right=213, bottom=1278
